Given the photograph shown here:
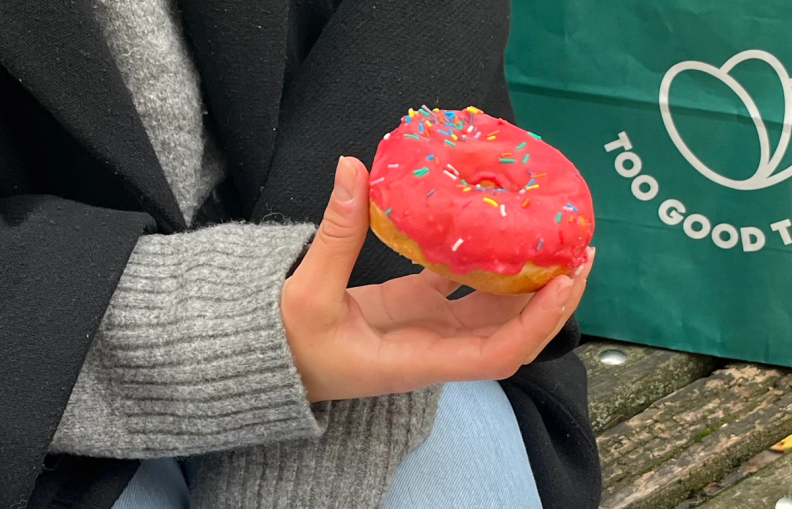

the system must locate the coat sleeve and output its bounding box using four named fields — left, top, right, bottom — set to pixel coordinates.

left=249, top=0, right=516, bottom=286
left=0, top=194, right=154, bottom=506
